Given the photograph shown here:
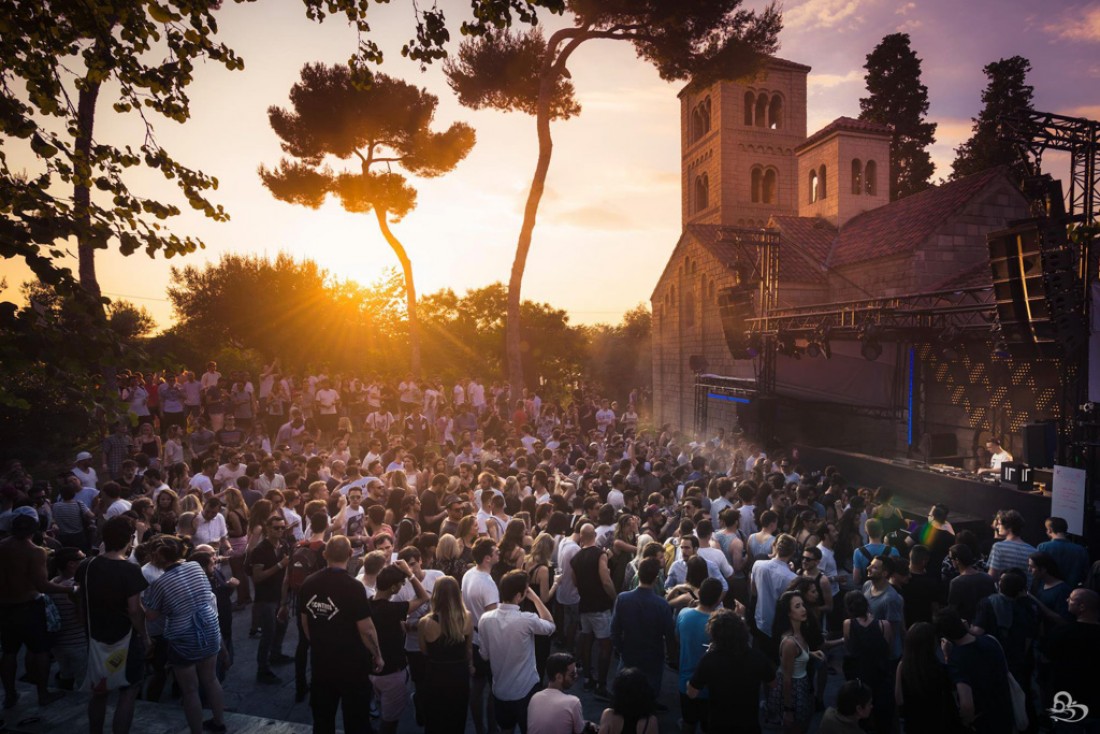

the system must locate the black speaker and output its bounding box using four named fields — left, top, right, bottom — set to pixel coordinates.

left=717, top=286, right=755, bottom=360
left=987, top=220, right=1085, bottom=353
left=1022, top=420, right=1057, bottom=468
